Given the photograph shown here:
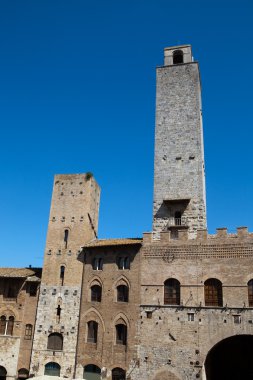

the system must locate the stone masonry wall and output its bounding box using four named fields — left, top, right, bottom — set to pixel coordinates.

left=153, top=52, right=206, bottom=238
left=31, top=174, right=100, bottom=378
left=131, top=229, right=253, bottom=380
